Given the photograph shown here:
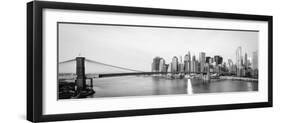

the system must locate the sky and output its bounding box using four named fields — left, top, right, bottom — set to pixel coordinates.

left=58, top=23, right=258, bottom=72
